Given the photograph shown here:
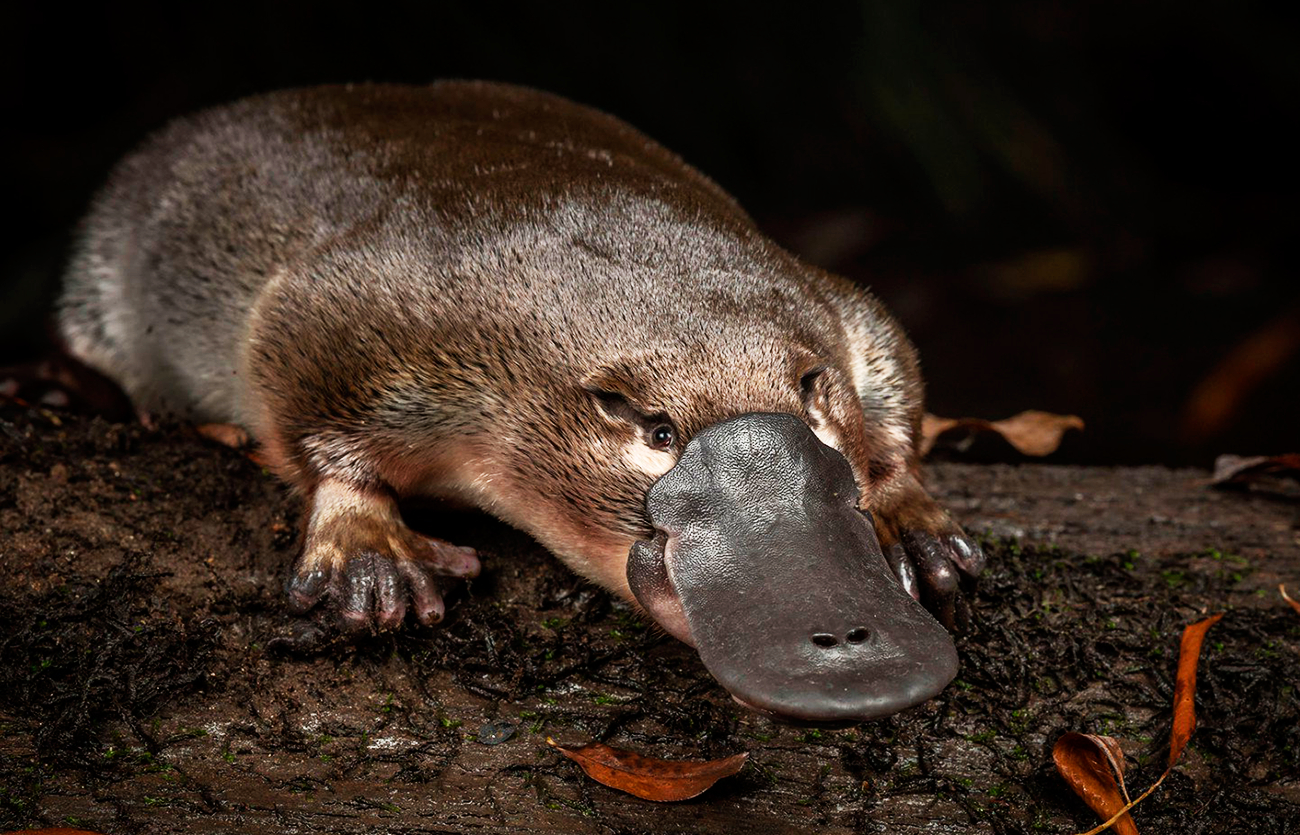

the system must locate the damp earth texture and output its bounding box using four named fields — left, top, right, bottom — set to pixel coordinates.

left=1, top=404, right=1297, bottom=834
